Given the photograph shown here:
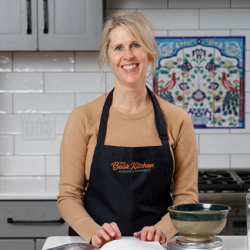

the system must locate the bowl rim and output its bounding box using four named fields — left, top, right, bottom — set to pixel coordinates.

left=168, top=203, right=231, bottom=214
